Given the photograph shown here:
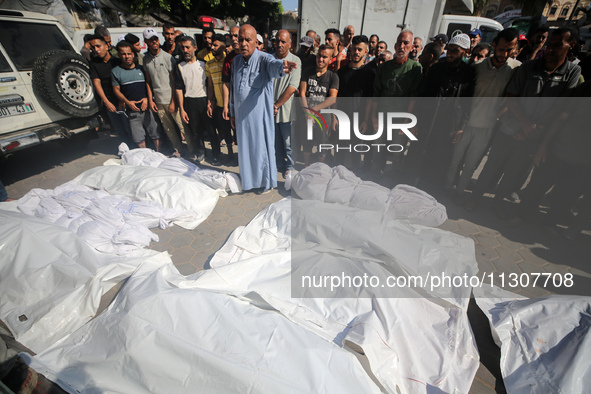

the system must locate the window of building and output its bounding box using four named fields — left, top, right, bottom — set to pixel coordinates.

left=561, top=6, right=570, bottom=17
left=549, top=5, right=558, bottom=15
